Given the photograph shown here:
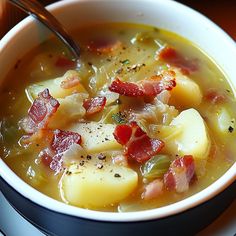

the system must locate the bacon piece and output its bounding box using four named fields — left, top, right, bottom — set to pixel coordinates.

left=109, top=71, right=176, bottom=97
left=158, top=46, right=198, bottom=75
left=87, top=38, right=121, bottom=54
left=51, top=129, right=82, bottom=153
left=127, top=135, right=164, bottom=163
left=83, top=96, right=106, bottom=115
left=204, top=88, right=227, bottom=104
left=109, top=79, right=144, bottom=97
left=141, top=70, right=176, bottom=96
left=142, top=179, right=164, bottom=200
left=113, top=124, right=132, bottom=145
left=164, top=155, right=195, bottom=193
left=113, top=122, right=164, bottom=163
left=20, top=89, right=60, bottom=133
left=55, top=56, right=76, bottom=69
left=39, top=148, right=53, bottom=167
left=39, top=129, right=82, bottom=173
